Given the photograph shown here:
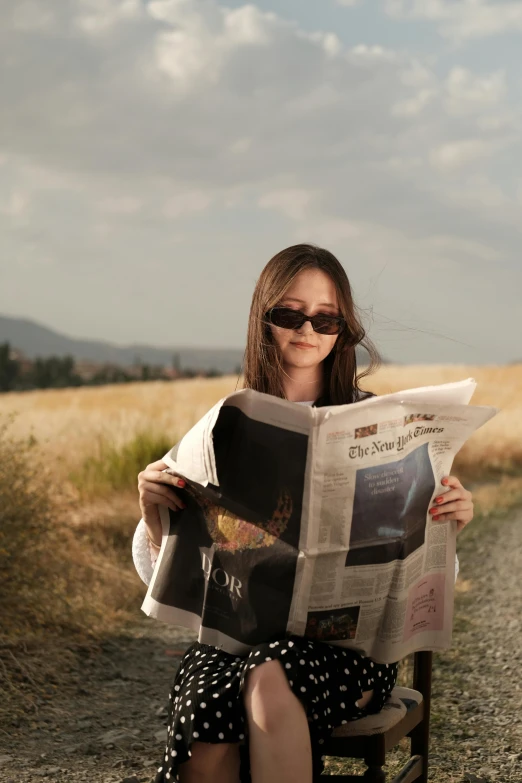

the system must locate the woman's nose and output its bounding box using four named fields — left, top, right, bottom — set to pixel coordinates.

left=296, top=320, right=314, bottom=334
